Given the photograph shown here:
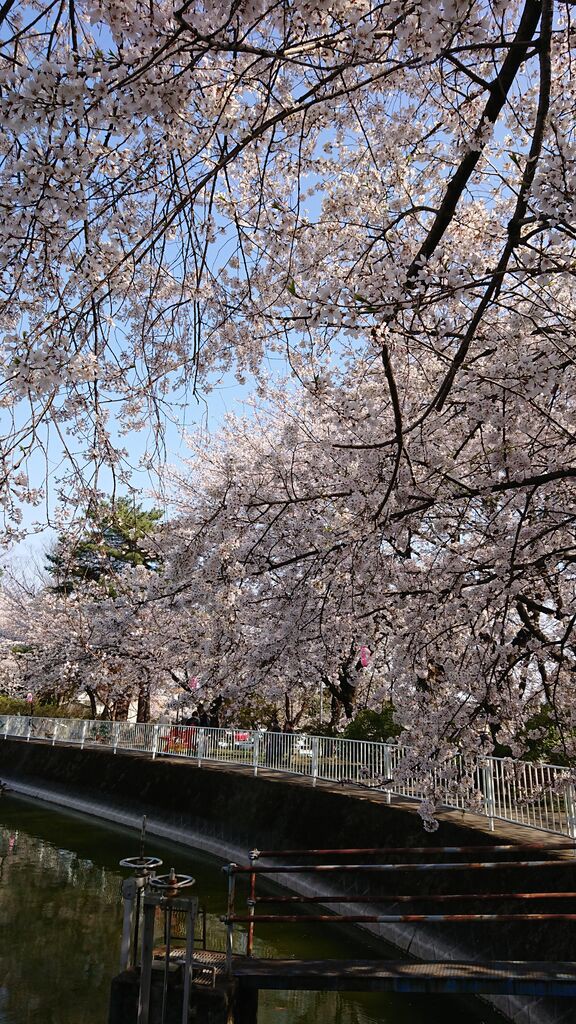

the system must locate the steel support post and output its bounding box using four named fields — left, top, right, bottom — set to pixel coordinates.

left=234, top=985, right=259, bottom=1024
left=132, top=874, right=150, bottom=968
left=120, top=877, right=137, bottom=971
left=137, top=899, right=156, bottom=1024
left=225, top=865, right=237, bottom=972
left=181, top=903, right=197, bottom=1024
left=160, top=904, right=173, bottom=1024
